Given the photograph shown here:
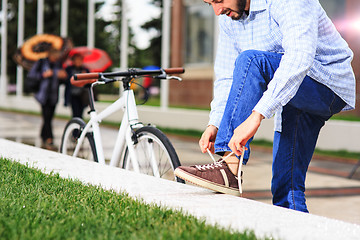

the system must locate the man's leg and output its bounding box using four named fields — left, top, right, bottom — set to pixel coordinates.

left=41, top=103, right=54, bottom=142
left=71, top=95, right=83, bottom=118
left=175, top=50, right=283, bottom=195
left=272, top=105, right=325, bottom=212
left=215, top=50, right=282, bottom=161
left=40, top=104, right=48, bottom=142
left=213, top=50, right=346, bottom=207
left=40, top=103, right=57, bottom=150
left=272, top=76, right=346, bottom=212
left=175, top=49, right=346, bottom=201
